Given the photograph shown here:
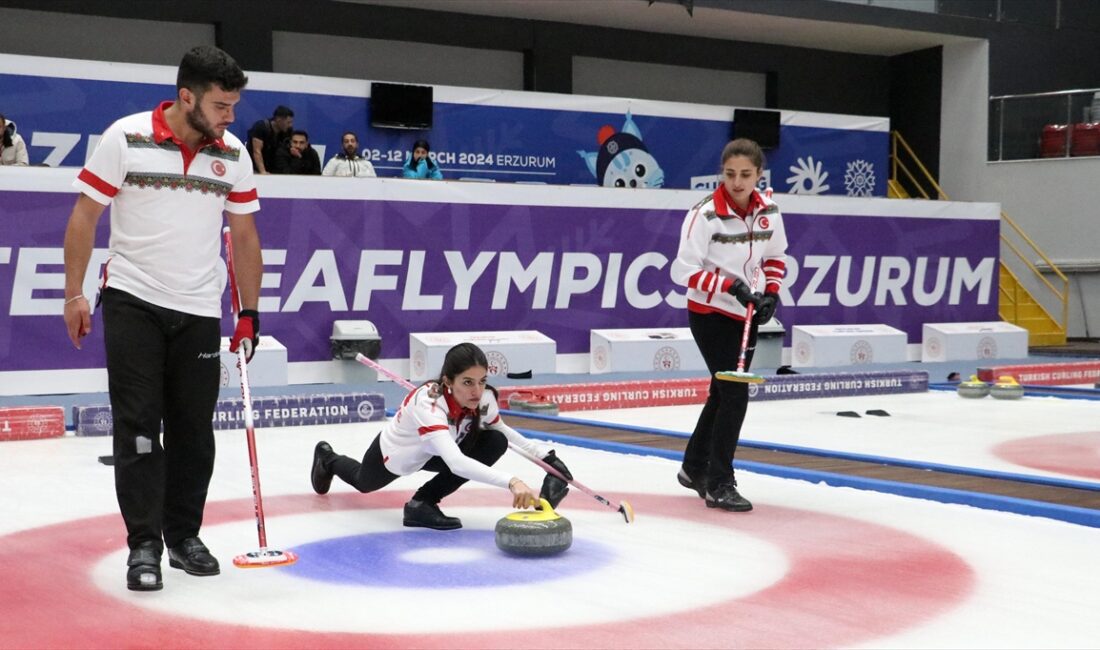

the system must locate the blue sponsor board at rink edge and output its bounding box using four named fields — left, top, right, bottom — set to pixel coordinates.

left=73, top=393, right=385, bottom=436
left=748, top=370, right=929, bottom=401
left=0, top=55, right=887, bottom=196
